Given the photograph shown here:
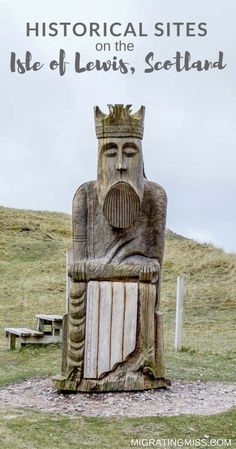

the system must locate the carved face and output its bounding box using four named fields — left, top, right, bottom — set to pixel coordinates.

left=97, top=137, right=144, bottom=228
